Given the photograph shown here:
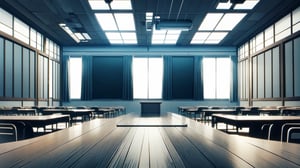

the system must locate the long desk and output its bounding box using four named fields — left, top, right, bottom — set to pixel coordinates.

left=41, top=109, right=94, bottom=123
left=0, top=113, right=300, bottom=167
left=202, top=109, right=237, bottom=121
left=212, top=114, right=300, bottom=139
left=0, top=115, right=70, bottom=131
